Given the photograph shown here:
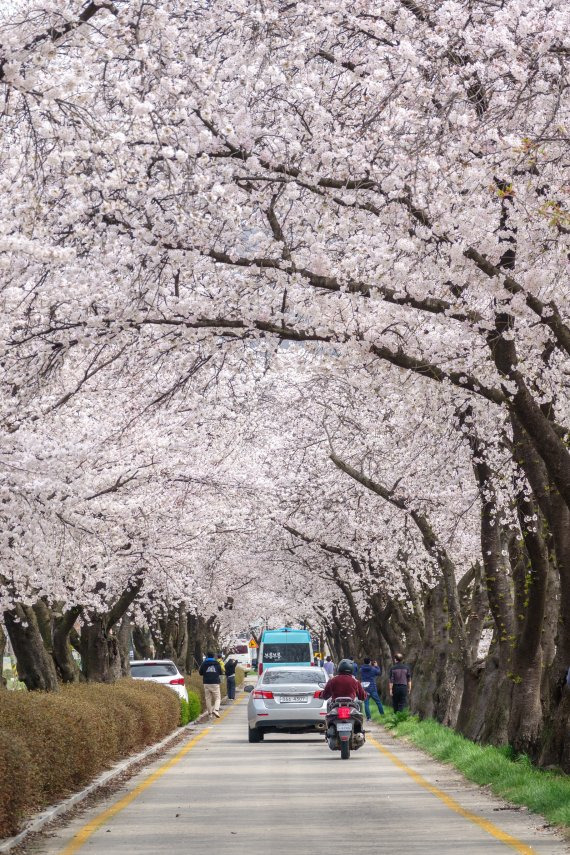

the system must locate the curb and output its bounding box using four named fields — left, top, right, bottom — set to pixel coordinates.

left=0, top=688, right=240, bottom=854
